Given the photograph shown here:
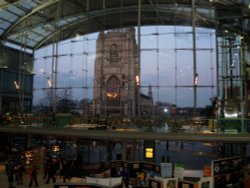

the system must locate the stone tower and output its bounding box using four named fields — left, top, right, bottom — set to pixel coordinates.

left=93, top=28, right=140, bottom=116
